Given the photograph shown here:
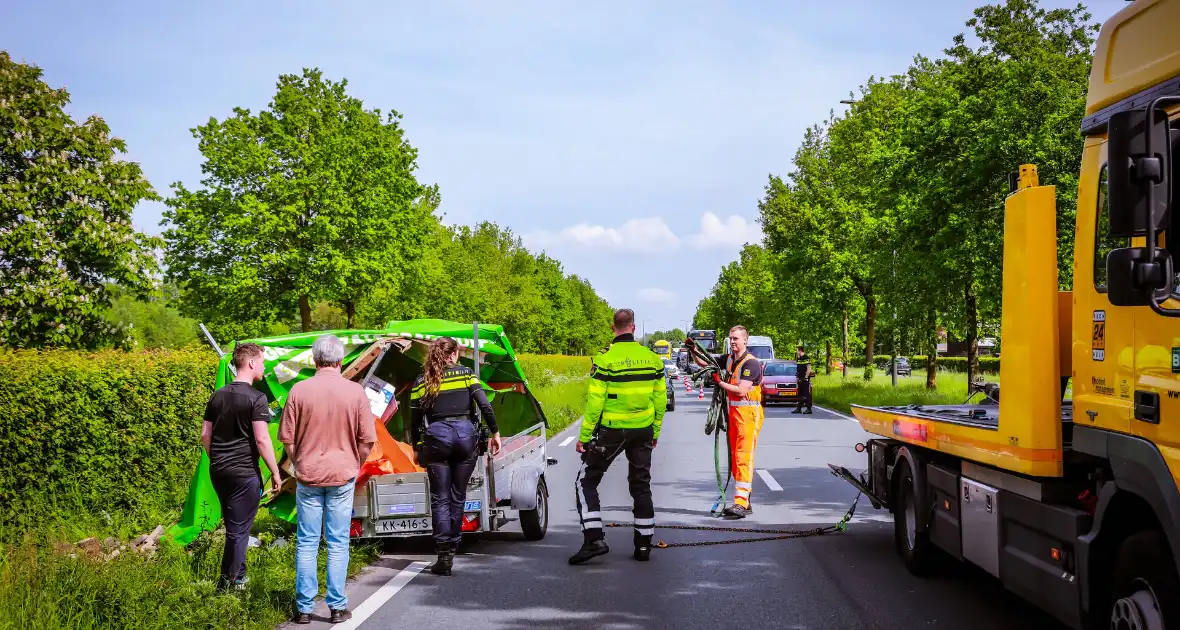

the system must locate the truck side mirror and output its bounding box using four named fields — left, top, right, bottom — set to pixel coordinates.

left=1106, top=246, right=1174, bottom=306
left=1107, top=109, right=1170, bottom=238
